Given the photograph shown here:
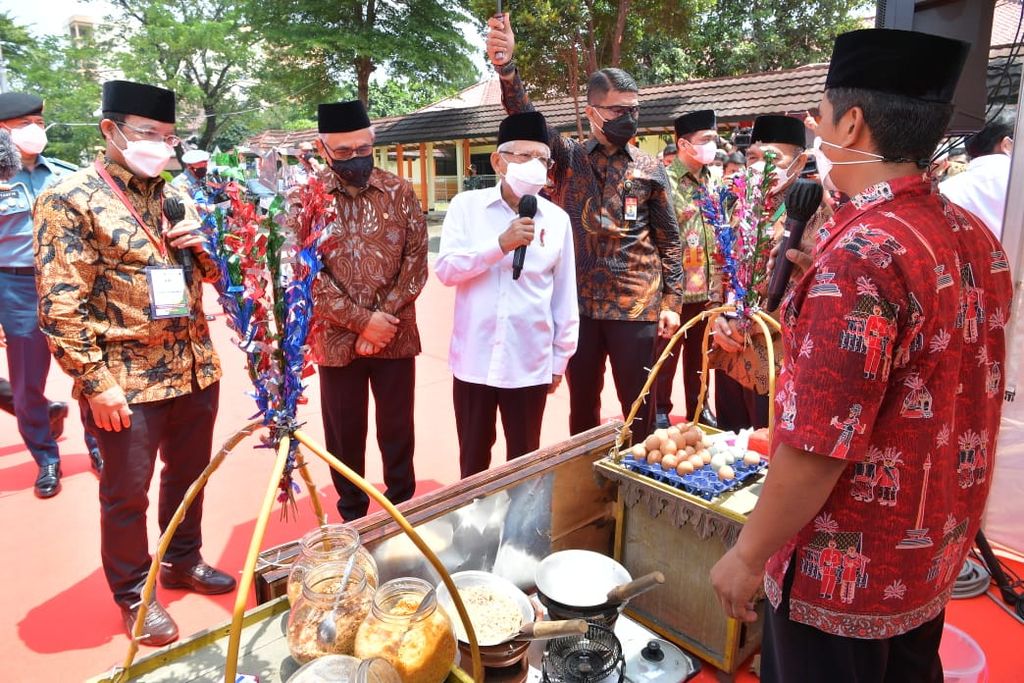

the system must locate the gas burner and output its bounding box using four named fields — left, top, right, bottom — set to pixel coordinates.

left=542, top=624, right=625, bottom=683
